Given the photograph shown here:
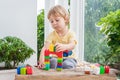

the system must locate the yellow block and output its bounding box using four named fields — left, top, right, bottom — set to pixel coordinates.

left=45, top=62, right=50, bottom=64
left=49, top=44, right=54, bottom=52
